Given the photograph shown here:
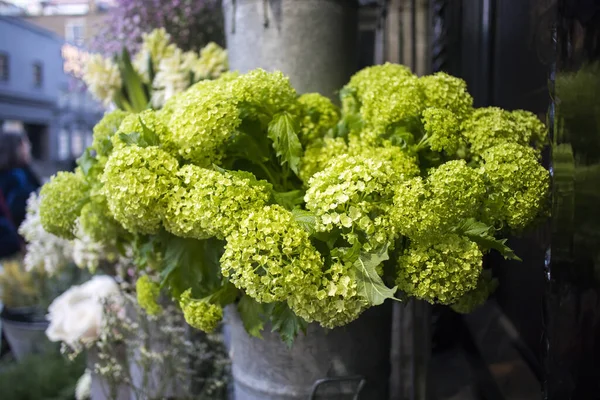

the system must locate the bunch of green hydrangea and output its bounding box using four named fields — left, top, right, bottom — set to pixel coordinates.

left=101, top=145, right=178, bottom=234
left=78, top=195, right=122, bottom=244
left=112, top=110, right=177, bottom=155
left=392, top=160, right=485, bottom=239
left=296, top=93, right=340, bottom=145
left=220, top=205, right=324, bottom=303
left=451, top=270, right=498, bottom=314
left=299, top=137, right=348, bottom=183
left=164, top=165, right=272, bottom=240
left=343, top=63, right=423, bottom=132
left=136, top=275, right=162, bottom=316
left=463, top=107, right=546, bottom=157
left=92, top=110, right=129, bottom=157
left=420, top=107, right=463, bottom=155
left=397, top=234, right=483, bottom=304
left=227, top=69, right=297, bottom=117
left=179, top=289, right=223, bottom=333
left=306, top=152, right=418, bottom=251
left=479, top=143, right=550, bottom=231
left=168, top=86, right=241, bottom=167
left=418, top=72, right=473, bottom=121
left=39, top=171, right=89, bottom=239
left=288, top=258, right=369, bottom=329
